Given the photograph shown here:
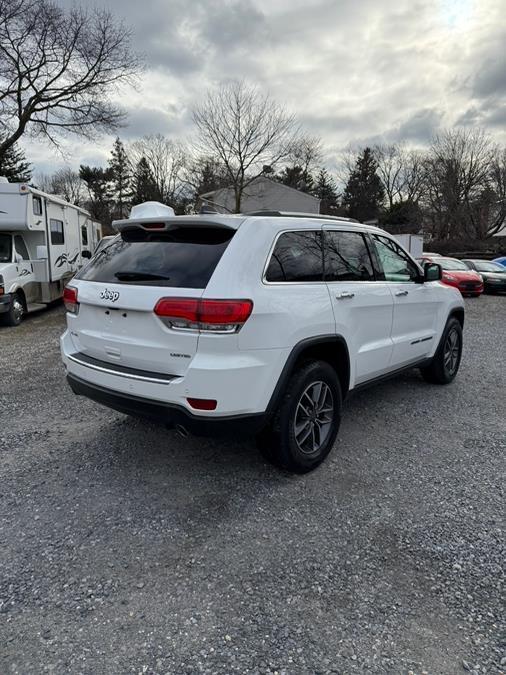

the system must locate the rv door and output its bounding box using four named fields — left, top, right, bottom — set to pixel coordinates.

left=13, top=234, right=37, bottom=302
